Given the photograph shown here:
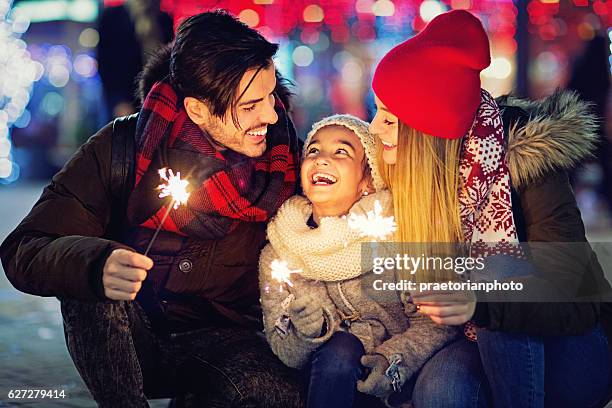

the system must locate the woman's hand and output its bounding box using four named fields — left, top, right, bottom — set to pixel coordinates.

left=412, top=290, right=476, bottom=325
left=288, top=293, right=324, bottom=338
